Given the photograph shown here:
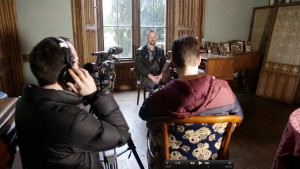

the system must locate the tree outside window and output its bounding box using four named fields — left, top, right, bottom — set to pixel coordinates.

left=103, top=0, right=132, bottom=58
left=140, top=0, right=166, bottom=50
